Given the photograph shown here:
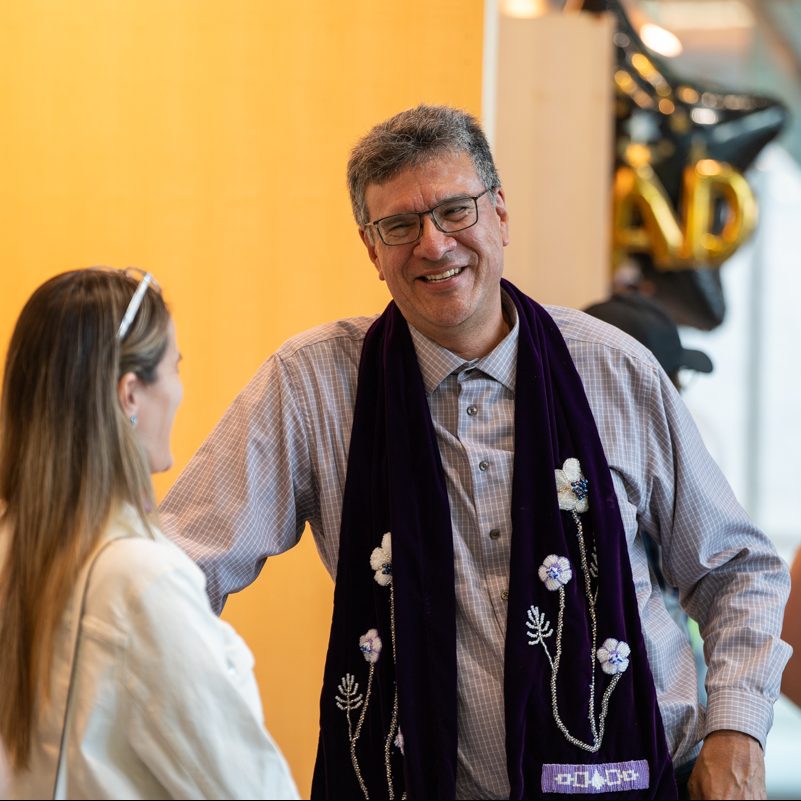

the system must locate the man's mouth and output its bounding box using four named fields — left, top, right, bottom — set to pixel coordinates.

left=422, top=266, right=464, bottom=283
